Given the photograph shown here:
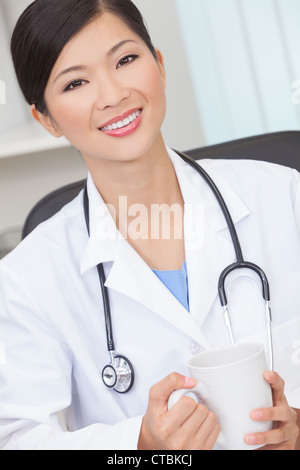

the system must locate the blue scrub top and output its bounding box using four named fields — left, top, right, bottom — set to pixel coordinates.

left=152, top=261, right=190, bottom=312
